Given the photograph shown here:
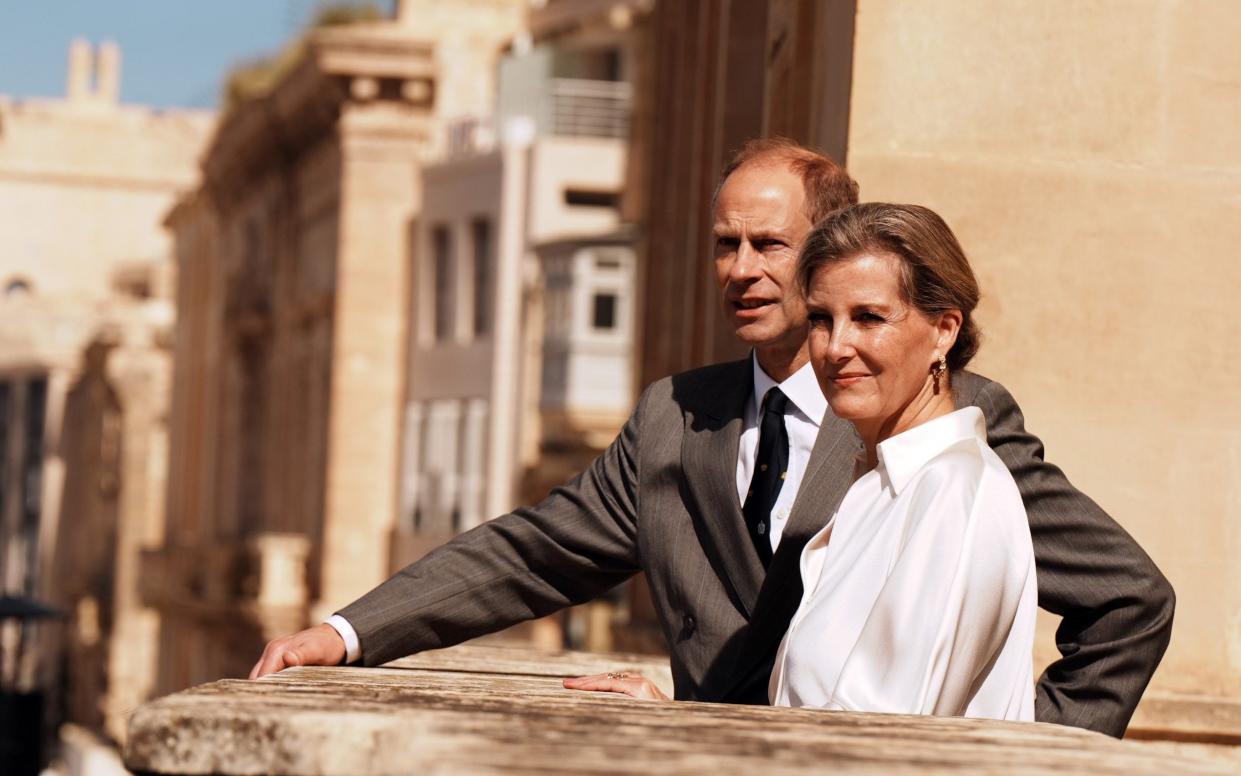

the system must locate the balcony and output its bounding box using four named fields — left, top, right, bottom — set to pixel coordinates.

left=456, top=73, right=635, bottom=155
left=547, top=77, right=631, bottom=139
